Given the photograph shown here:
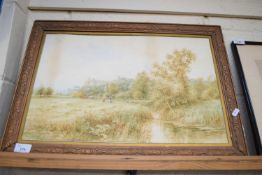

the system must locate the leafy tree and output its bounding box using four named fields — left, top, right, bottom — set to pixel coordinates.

left=106, top=83, right=119, bottom=96
left=150, top=81, right=178, bottom=116
left=45, top=87, right=54, bottom=96
left=35, top=87, right=46, bottom=96
left=130, top=72, right=150, bottom=100
left=86, top=85, right=105, bottom=97
left=201, top=78, right=220, bottom=100
left=150, top=49, right=196, bottom=116
left=72, top=88, right=86, bottom=98
left=190, top=78, right=206, bottom=102
left=189, top=77, right=221, bottom=102
left=35, top=87, right=54, bottom=96
left=152, top=48, right=196, bottom=96
left=114, top=78, right=133, bottom=92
